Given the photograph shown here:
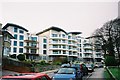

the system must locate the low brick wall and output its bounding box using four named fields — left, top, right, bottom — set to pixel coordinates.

left=3, top=64, right=31, bottom=73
